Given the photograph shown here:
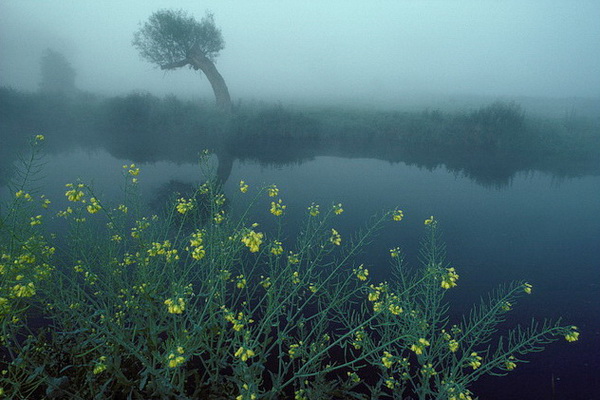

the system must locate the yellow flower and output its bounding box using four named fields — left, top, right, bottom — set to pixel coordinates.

left=352, top=330, right=366, bottom=349
left=214, top=210, right=225, bottom=224
left=333, top=203, right=344, bottom=215
left=330, top=229, right=341, bottom=246
left=384, top=377, right=396, bottom=389
left=267, top=185, right=279, bottom=197
left=288, top=343, right=301, bottom=358
left=388, top=302, right=403, bottom=315
left=241, top=230, right=263, bottom=253
left=353, top=265, right=369, bottom=281
left=35, top=134, right=45, bottom=141
left=164, top=297, right=185, bottom=314
left=15, top=190, right=32, bottom=201
left=523, top=283, right=532, bottom=294
left=236, top=275, right=247, bottom=289
left=240, top=180, right=249, bottom=193
left=41, top=195, right=51, bottom=208
left=11, top=282, right=36, bottom=298
left=93, top=356, right=107, bottom=374
left=441, top=267, right=459, bottom=289
left=270, top=241, right=283, bottom=255
left=65, top=183, right=85, bottom=202
left=176, top=198, right=194, bottom=214
left=410, top=338, right=430, bottom=355
left=505, top=356, right=517, bottom=371
left=260, top=276, right=272, bottom=289
left=191, top=246, right=206, bottom=260
left=270, top=199, right=286, bottom=216
left=124, top=163, right=140, bottom=176
left=468, top=352, right=482, bottom=369
left=448, top=339, right=459, bottom=352
left=565, top=326, right=580, bottom=342
left=167, top=352, right=186, bottom=368
left=291, top=271, right=300, bottom=285
left=381, top=351, right=394, bottom=368
left=86, top=197, right=102, bottom=214
left=234, top=346, right=256, bottom=362
left=420, top=363, right=436, bottom=377
left=288, top=252, right=300, bottom=264
left=347, top=371, right=360, bottom=383
left=392, top=209, right=404, bottom=221
left=30, top=215, right=42, bottom=226
left=389, top=247, right=401, bottom=258
left=308, top=203, right=320, bottom=216
left=424, top=215, right=435, bottom=225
